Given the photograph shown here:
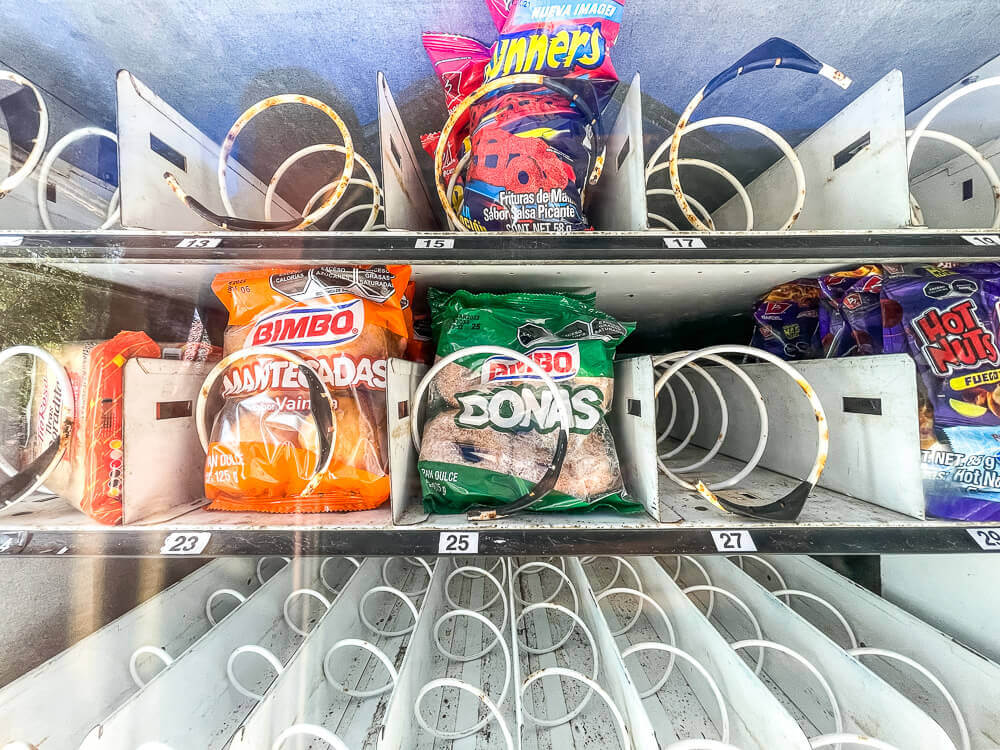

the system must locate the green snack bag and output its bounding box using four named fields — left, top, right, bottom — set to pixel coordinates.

left=418, top=288, right=641, bottom=514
